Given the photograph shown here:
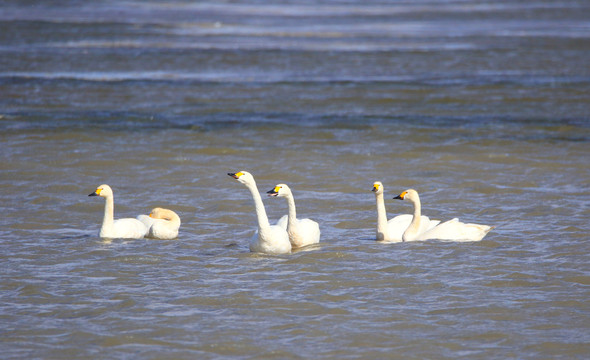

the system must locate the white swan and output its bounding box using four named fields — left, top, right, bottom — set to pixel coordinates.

left=88, top=184, right=148, bottom=239
left=137, top=208, right=181, bottom=240
left=372, top=181, right=440, bottom=242
left=394, top=189, right=493, bottom=242
left=228, top=171, right=291, bottom=255
left=267, top=184, right=320, bottom=248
